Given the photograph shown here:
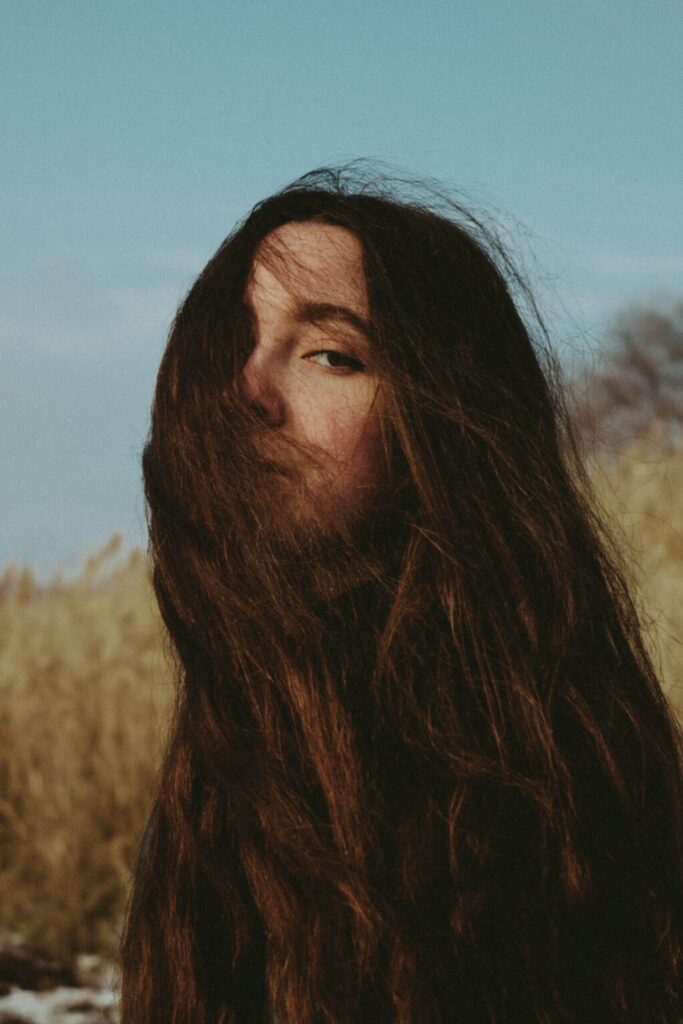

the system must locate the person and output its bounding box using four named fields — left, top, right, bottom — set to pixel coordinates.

left=118, top=164, right=683, bottom=1024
